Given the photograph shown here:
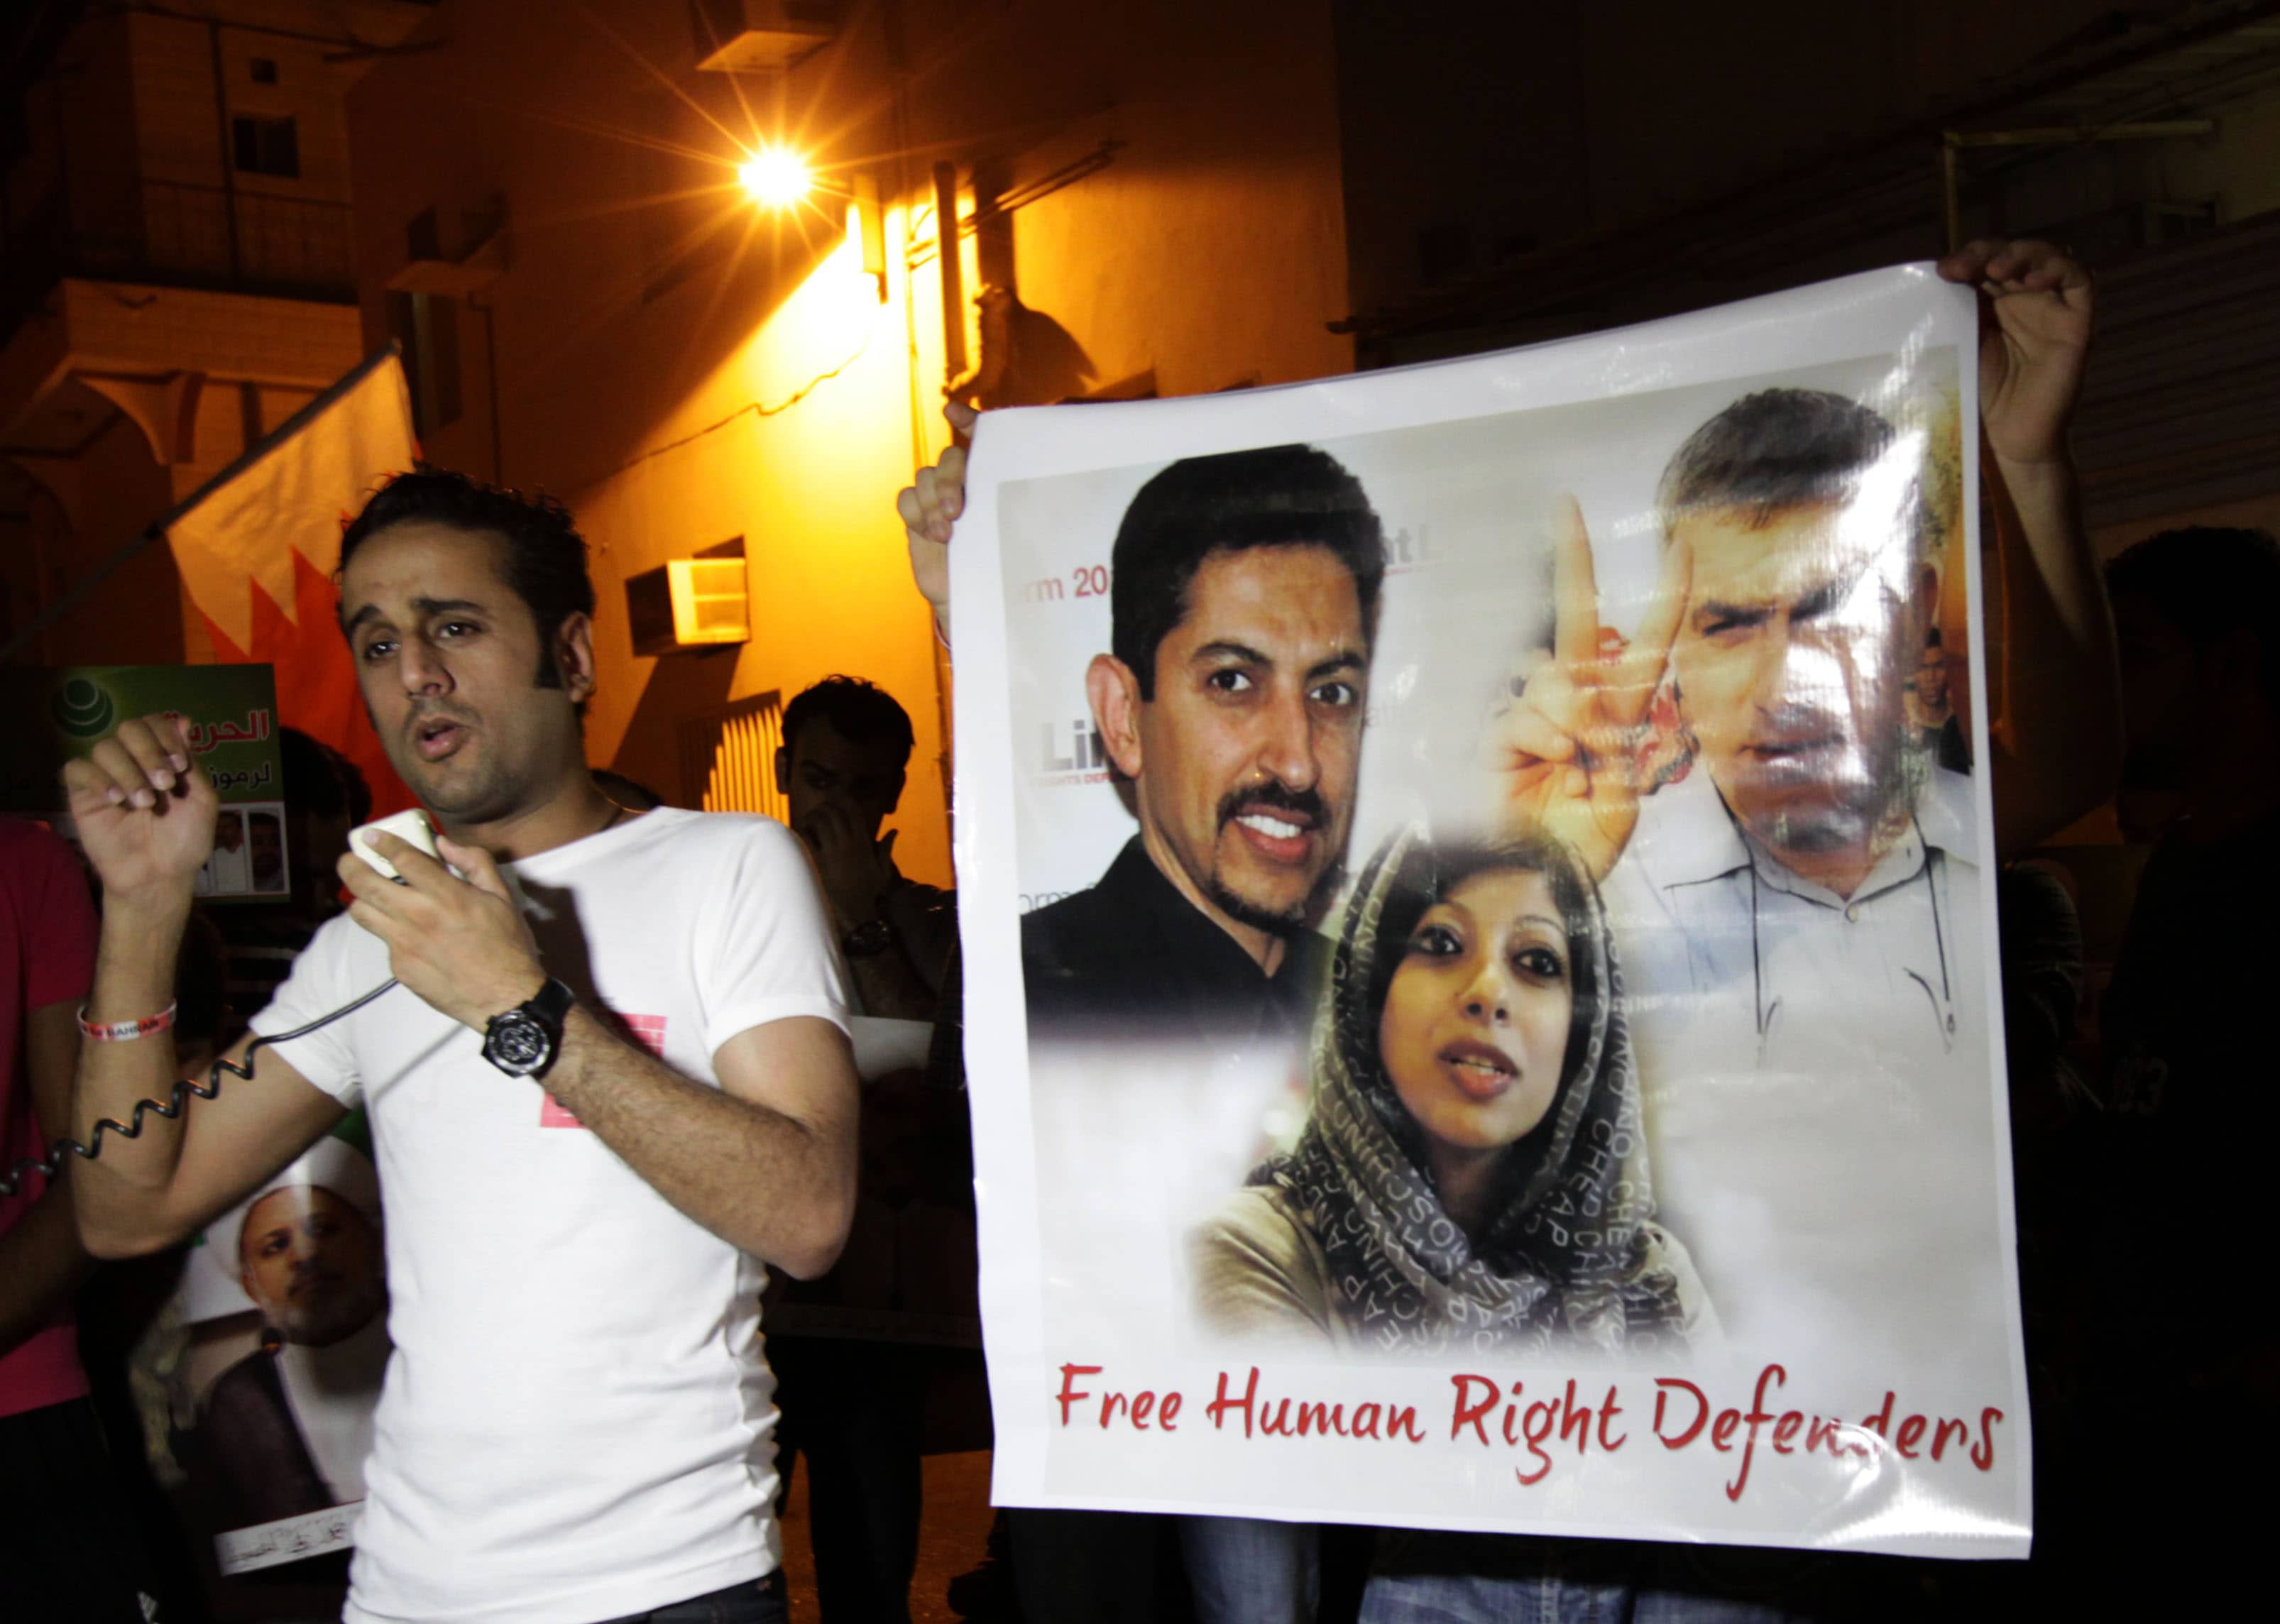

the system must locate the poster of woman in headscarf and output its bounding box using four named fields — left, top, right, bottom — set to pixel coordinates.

left=948, top=266, right=2028, bottom=1555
